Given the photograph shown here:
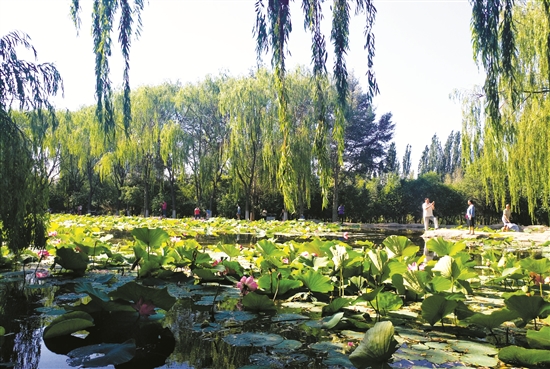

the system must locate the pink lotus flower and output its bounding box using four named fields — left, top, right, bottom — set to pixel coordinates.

left=282, top=257, right=289, bottom=264
left=171, top=236, right=181, bottom=243
left=408, top=262, right=425, bottom=271
left=35, top=269, right=49, bottom=279
left=301, top=251, right=309, bottom=258
left=236, top=276, right=258, bottom=295
left=48, top=231, right=57, bottom=237
left=343, top=232, right=349, bottom=240
left=131, top=298, right=156, bottom=317
left=212, top=259, right=221, bottom=267
left=37, top=250, right=50, bottom=258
